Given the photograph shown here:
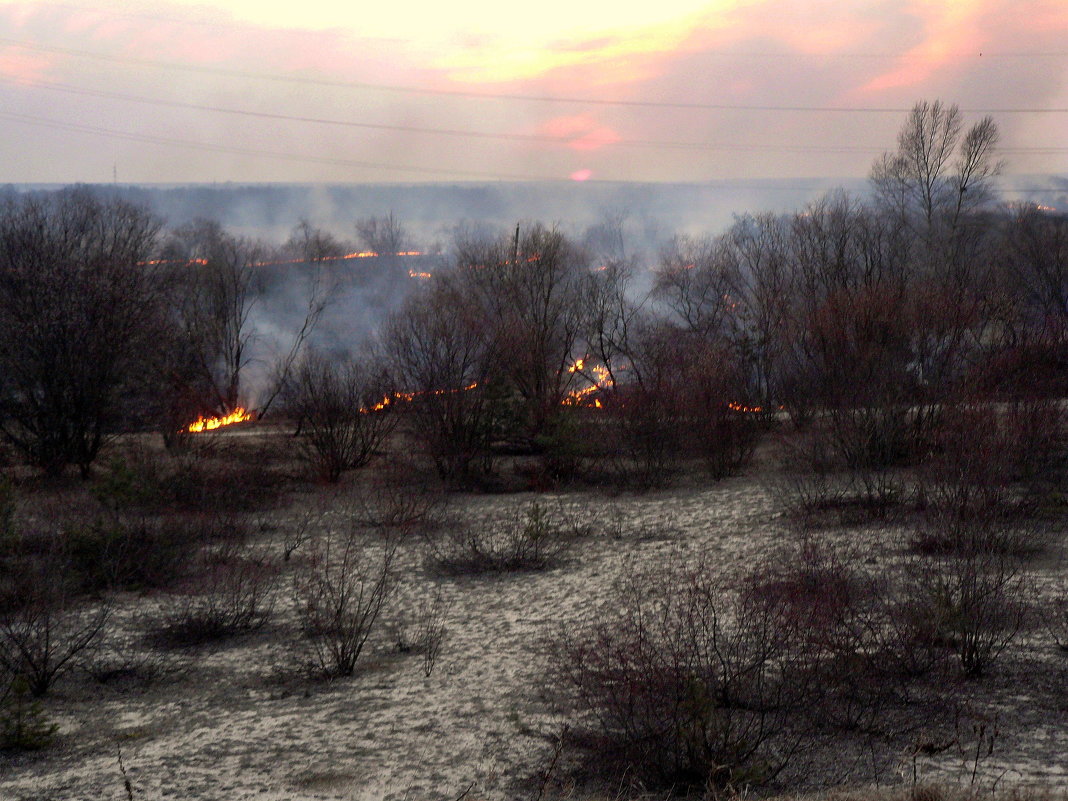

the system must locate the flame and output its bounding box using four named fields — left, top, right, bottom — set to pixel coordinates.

left=361, top=383, right=478, bottom=413
left=564, top=359, right=614, bottom=407
left=141, top=252, right=427, bottom=269
left=187, top=407, right=253, bottom=433
left=727, top=401, right=764, bottom=414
